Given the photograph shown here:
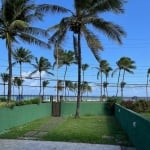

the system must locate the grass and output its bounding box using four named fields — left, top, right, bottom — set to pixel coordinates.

left=0, top=115, right=132, bottom=146
left=0, top=117, right=50, bottom=139
left=140, top=113, right=150, bottom=119
left=42, top=115, right=132, bottom=146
